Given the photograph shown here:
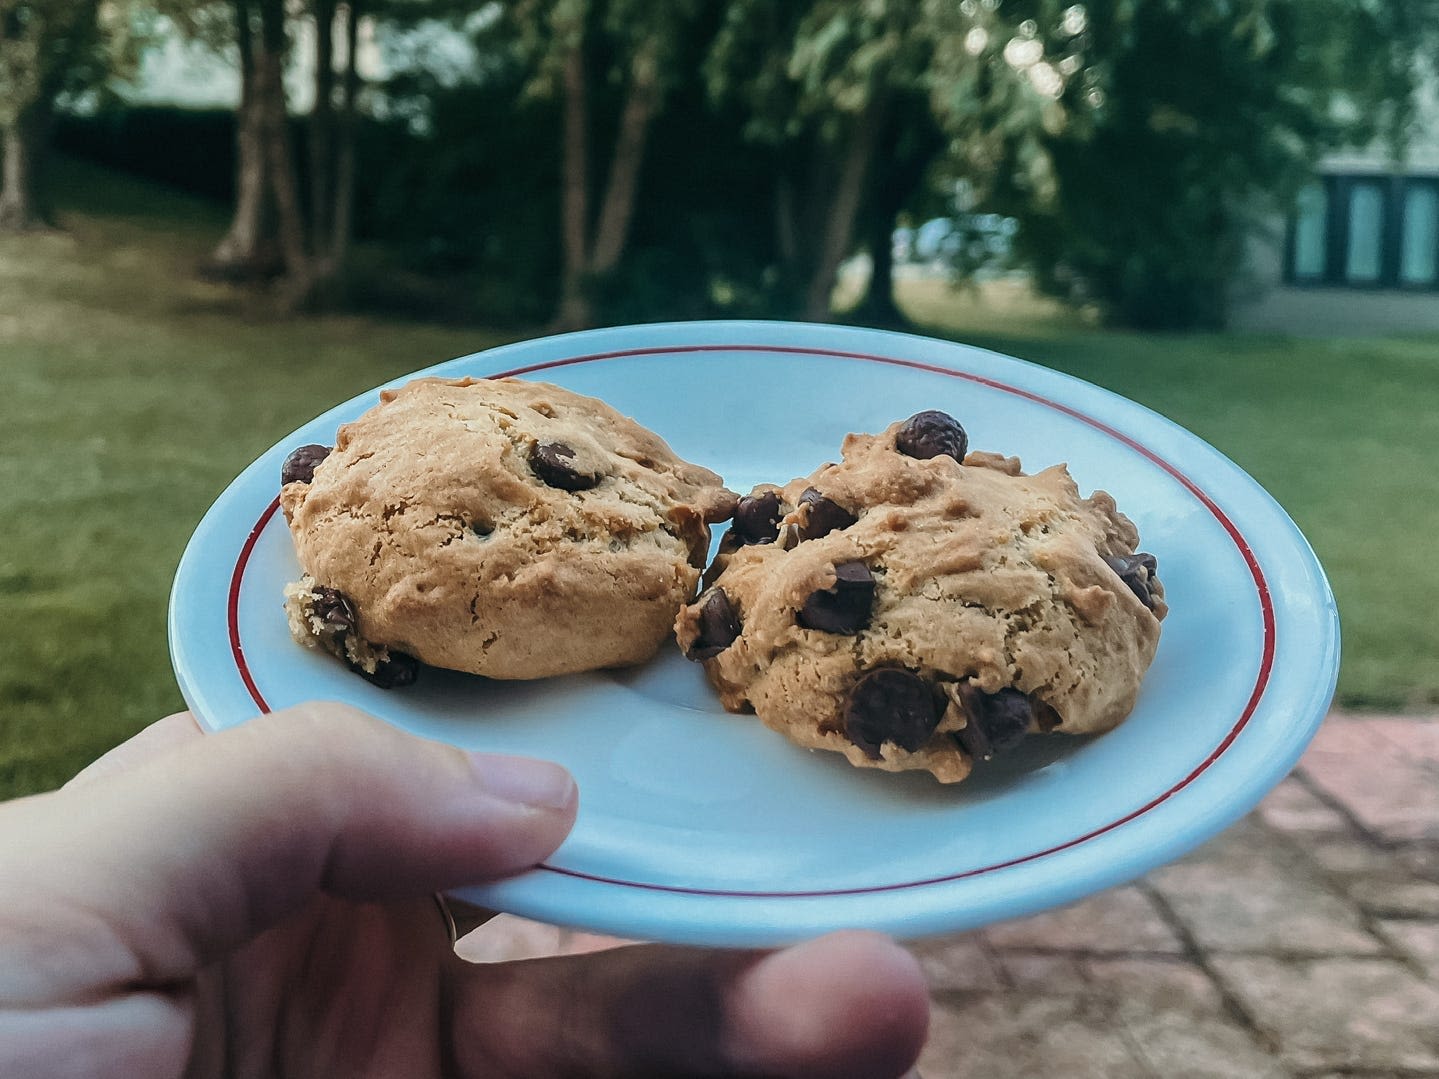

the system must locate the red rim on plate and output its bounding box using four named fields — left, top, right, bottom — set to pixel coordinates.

left=226, top=344, right=1275, bottom=899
